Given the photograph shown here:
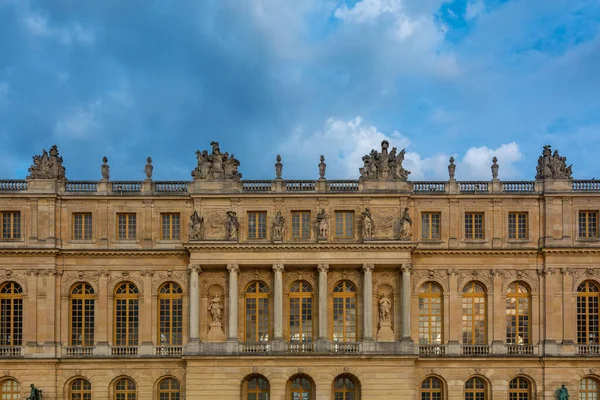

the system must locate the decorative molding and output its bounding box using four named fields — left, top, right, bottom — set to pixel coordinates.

left=318, top=264, right=329, bottom=273
left=227, top=264, right=240, bottom=274
left=185, top=242, right=416, bottom=252
left=272, top=264, right=284, bottom=273
left=362, top=263, right=374, bottom=273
